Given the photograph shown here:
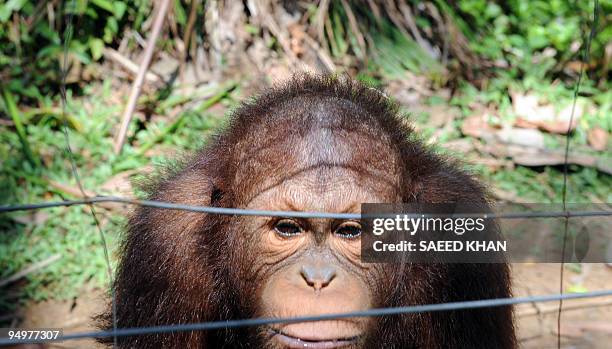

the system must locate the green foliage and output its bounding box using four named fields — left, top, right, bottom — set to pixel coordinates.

left=319, top=0, right=443, bottom=78
left=0, top=79, right=229, bottom=313
left=0, top=0, right=152, bottom=104
left=368, top=20, right=443, bottom=80
left=451, top=0, right=610, bottom=79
